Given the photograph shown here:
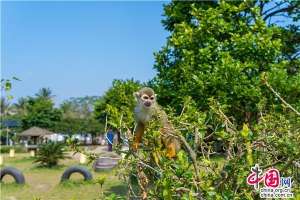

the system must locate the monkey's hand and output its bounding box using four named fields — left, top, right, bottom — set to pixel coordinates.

left=132, top=142, right=139, bottom=151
